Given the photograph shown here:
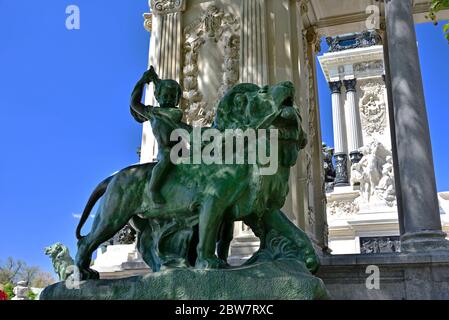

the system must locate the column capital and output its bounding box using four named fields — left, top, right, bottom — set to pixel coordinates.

left=303, top=26, right=321, bottom=53
left=143, top=13, right=152, bottom=32
left=329, top=81, right=342, bottom=94
left=150, top=0, right=186, bottom=15
left=343, top=78, right=357, bottom=92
